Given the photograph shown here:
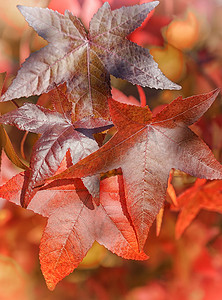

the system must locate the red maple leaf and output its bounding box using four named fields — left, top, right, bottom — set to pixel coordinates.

left=0, top=171, right=148, bottom=290
left=51, top=89, right=222, bottom=249
left=175, top=178, right=222, bottom=238
left=0, top=2, right=179, bottom=121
